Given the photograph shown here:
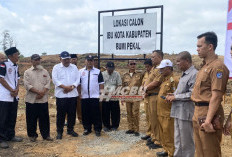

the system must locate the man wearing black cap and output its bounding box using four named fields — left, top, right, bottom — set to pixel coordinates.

left=70, top=54, right=78, bottom=66
left=0, top=47, right=23, bottom=149
left=52, top=51, right=80, bottom=140
left=79, top=55, right=104, bottom=136
left=24, top=54, right=52, bottom=142
left=102, top=61, right=122, bottom=131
